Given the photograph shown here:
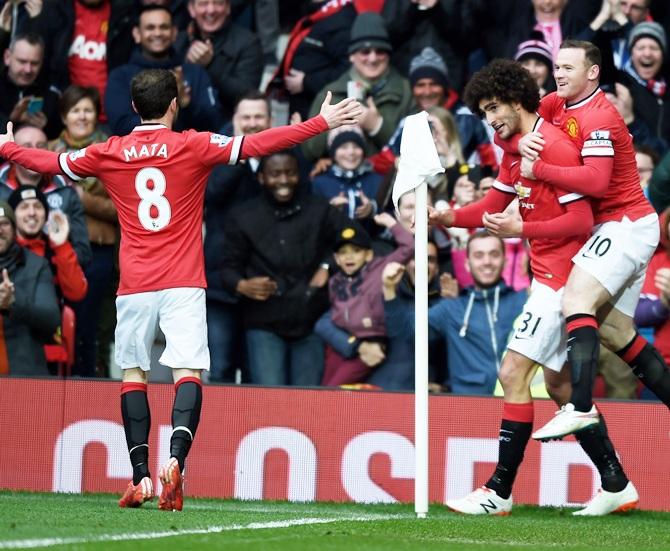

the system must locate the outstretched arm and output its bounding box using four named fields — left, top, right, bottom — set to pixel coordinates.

left=0, top=122, right=61, bottom=174
left=428, top=187, right=515, bottom=228
left=239, top=92, right=362, bottom=159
